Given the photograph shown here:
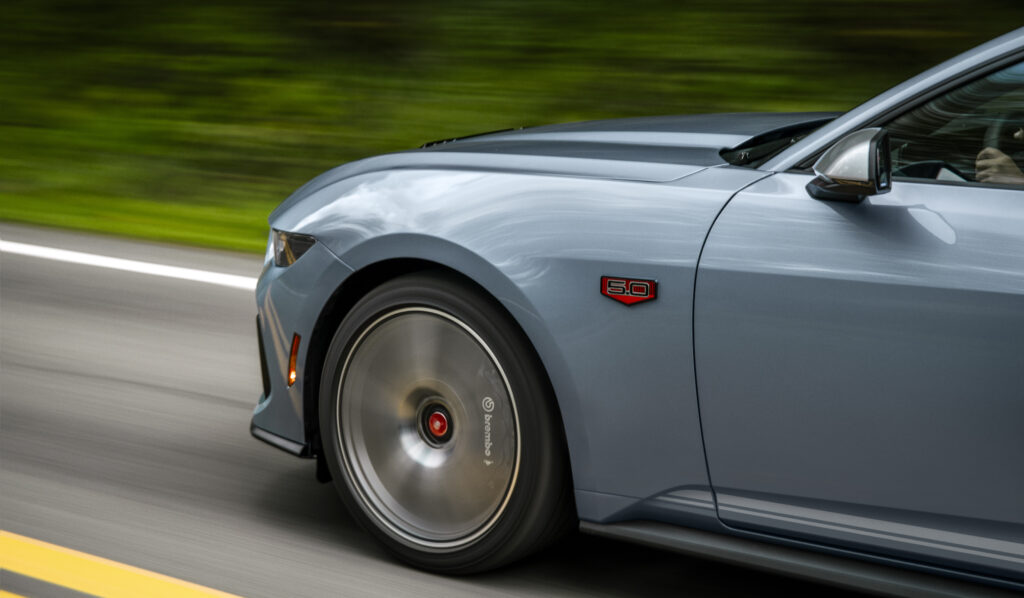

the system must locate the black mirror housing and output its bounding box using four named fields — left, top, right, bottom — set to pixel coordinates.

left=806, top=128, right=892, bottom=202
